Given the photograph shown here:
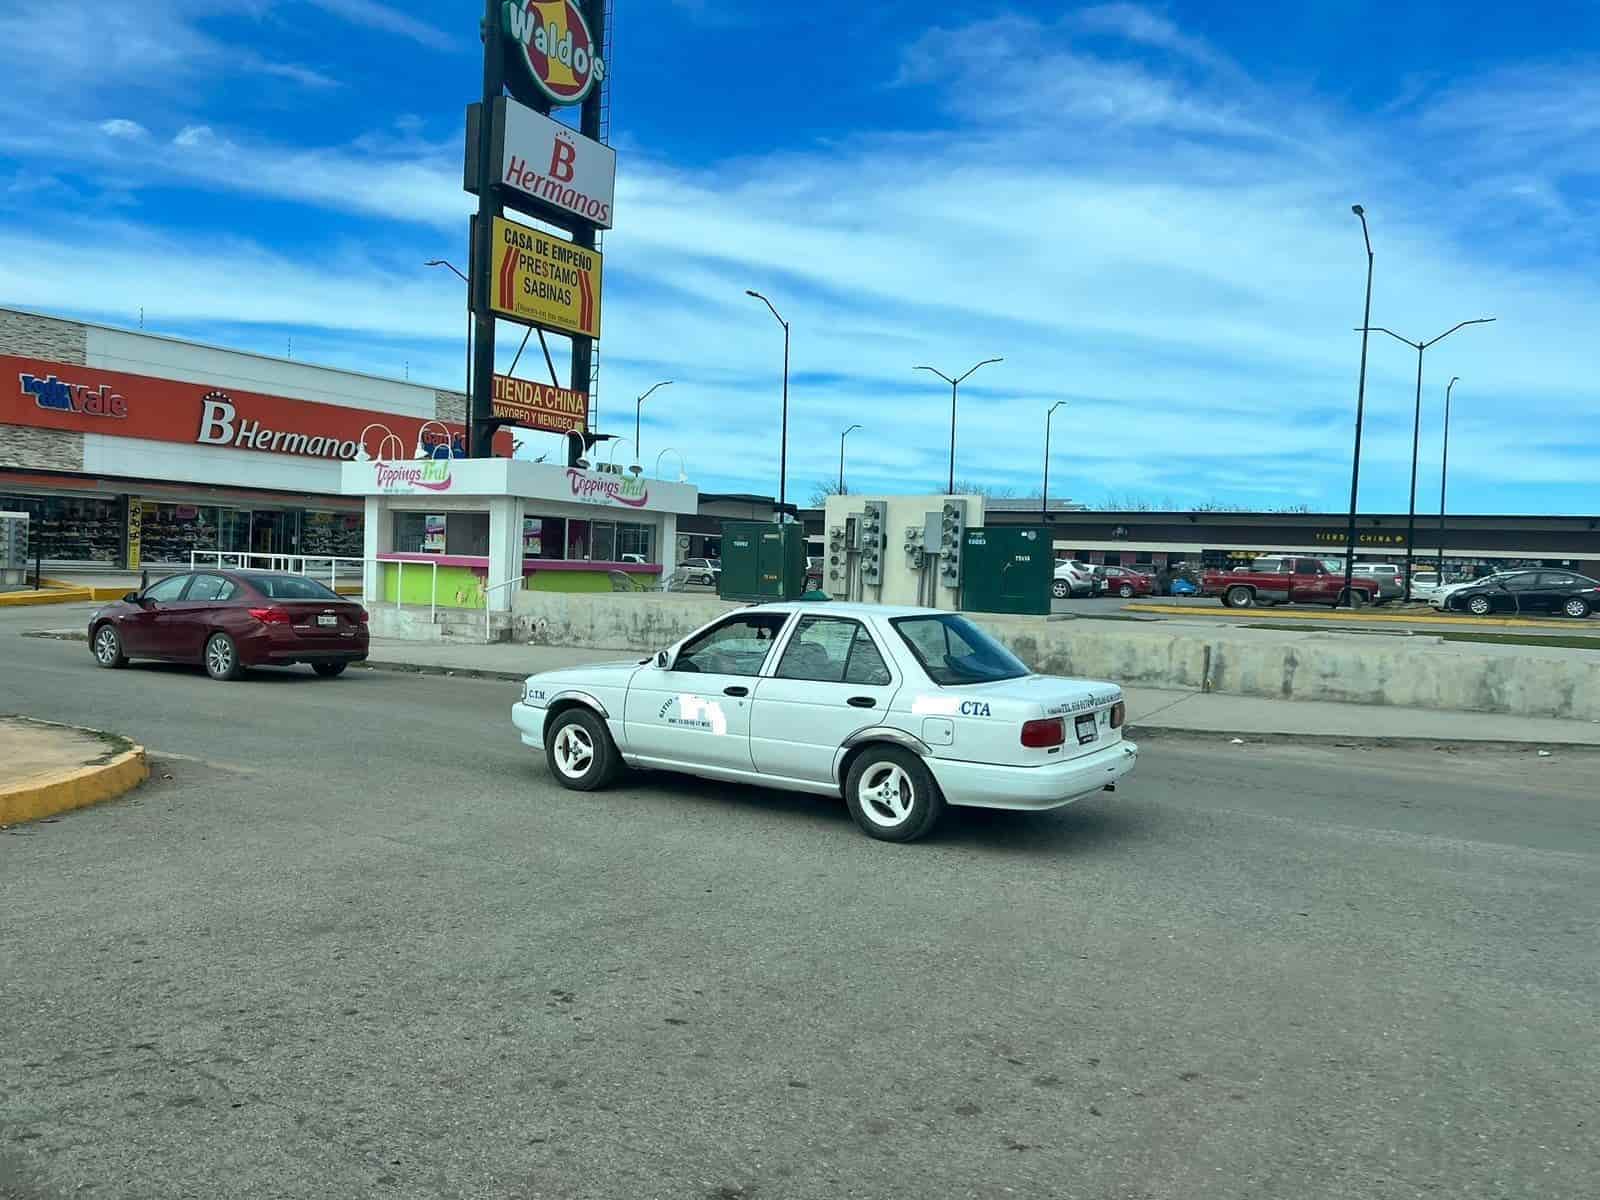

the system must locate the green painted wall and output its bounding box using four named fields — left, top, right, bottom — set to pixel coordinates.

left=527, top=570, right=612, bottom=593
left=381, top=563, right=487, bottom=608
